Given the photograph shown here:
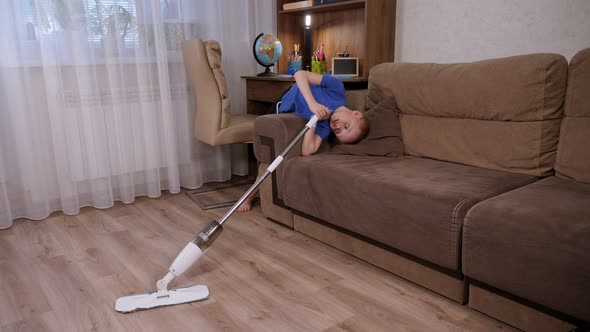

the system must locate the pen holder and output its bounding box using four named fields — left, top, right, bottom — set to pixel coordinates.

left=288, top=61, right=302, bottom=75
left=312, top=60, right=327, bottom=74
